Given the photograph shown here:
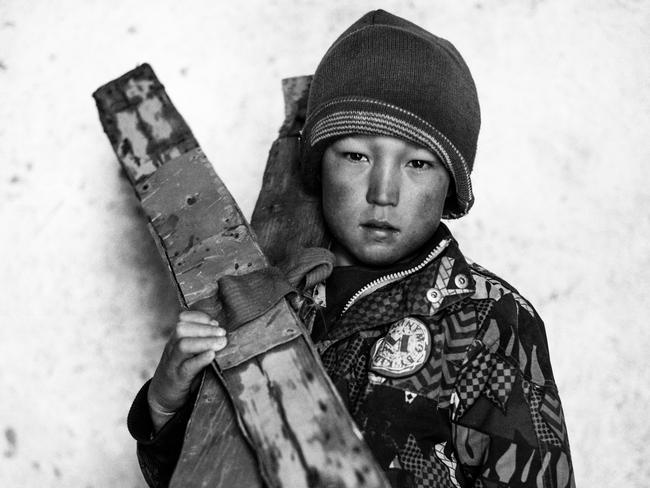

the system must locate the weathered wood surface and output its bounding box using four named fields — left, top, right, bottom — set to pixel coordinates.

left=250, top=76, right=329, bottom=267
left=174, top=370, right=262, bottom=487
left=94, top=64, right=262, bottom=487
left=94, top=64, right=389, bottom=488
left=93, top=68, right=198, bottom=186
